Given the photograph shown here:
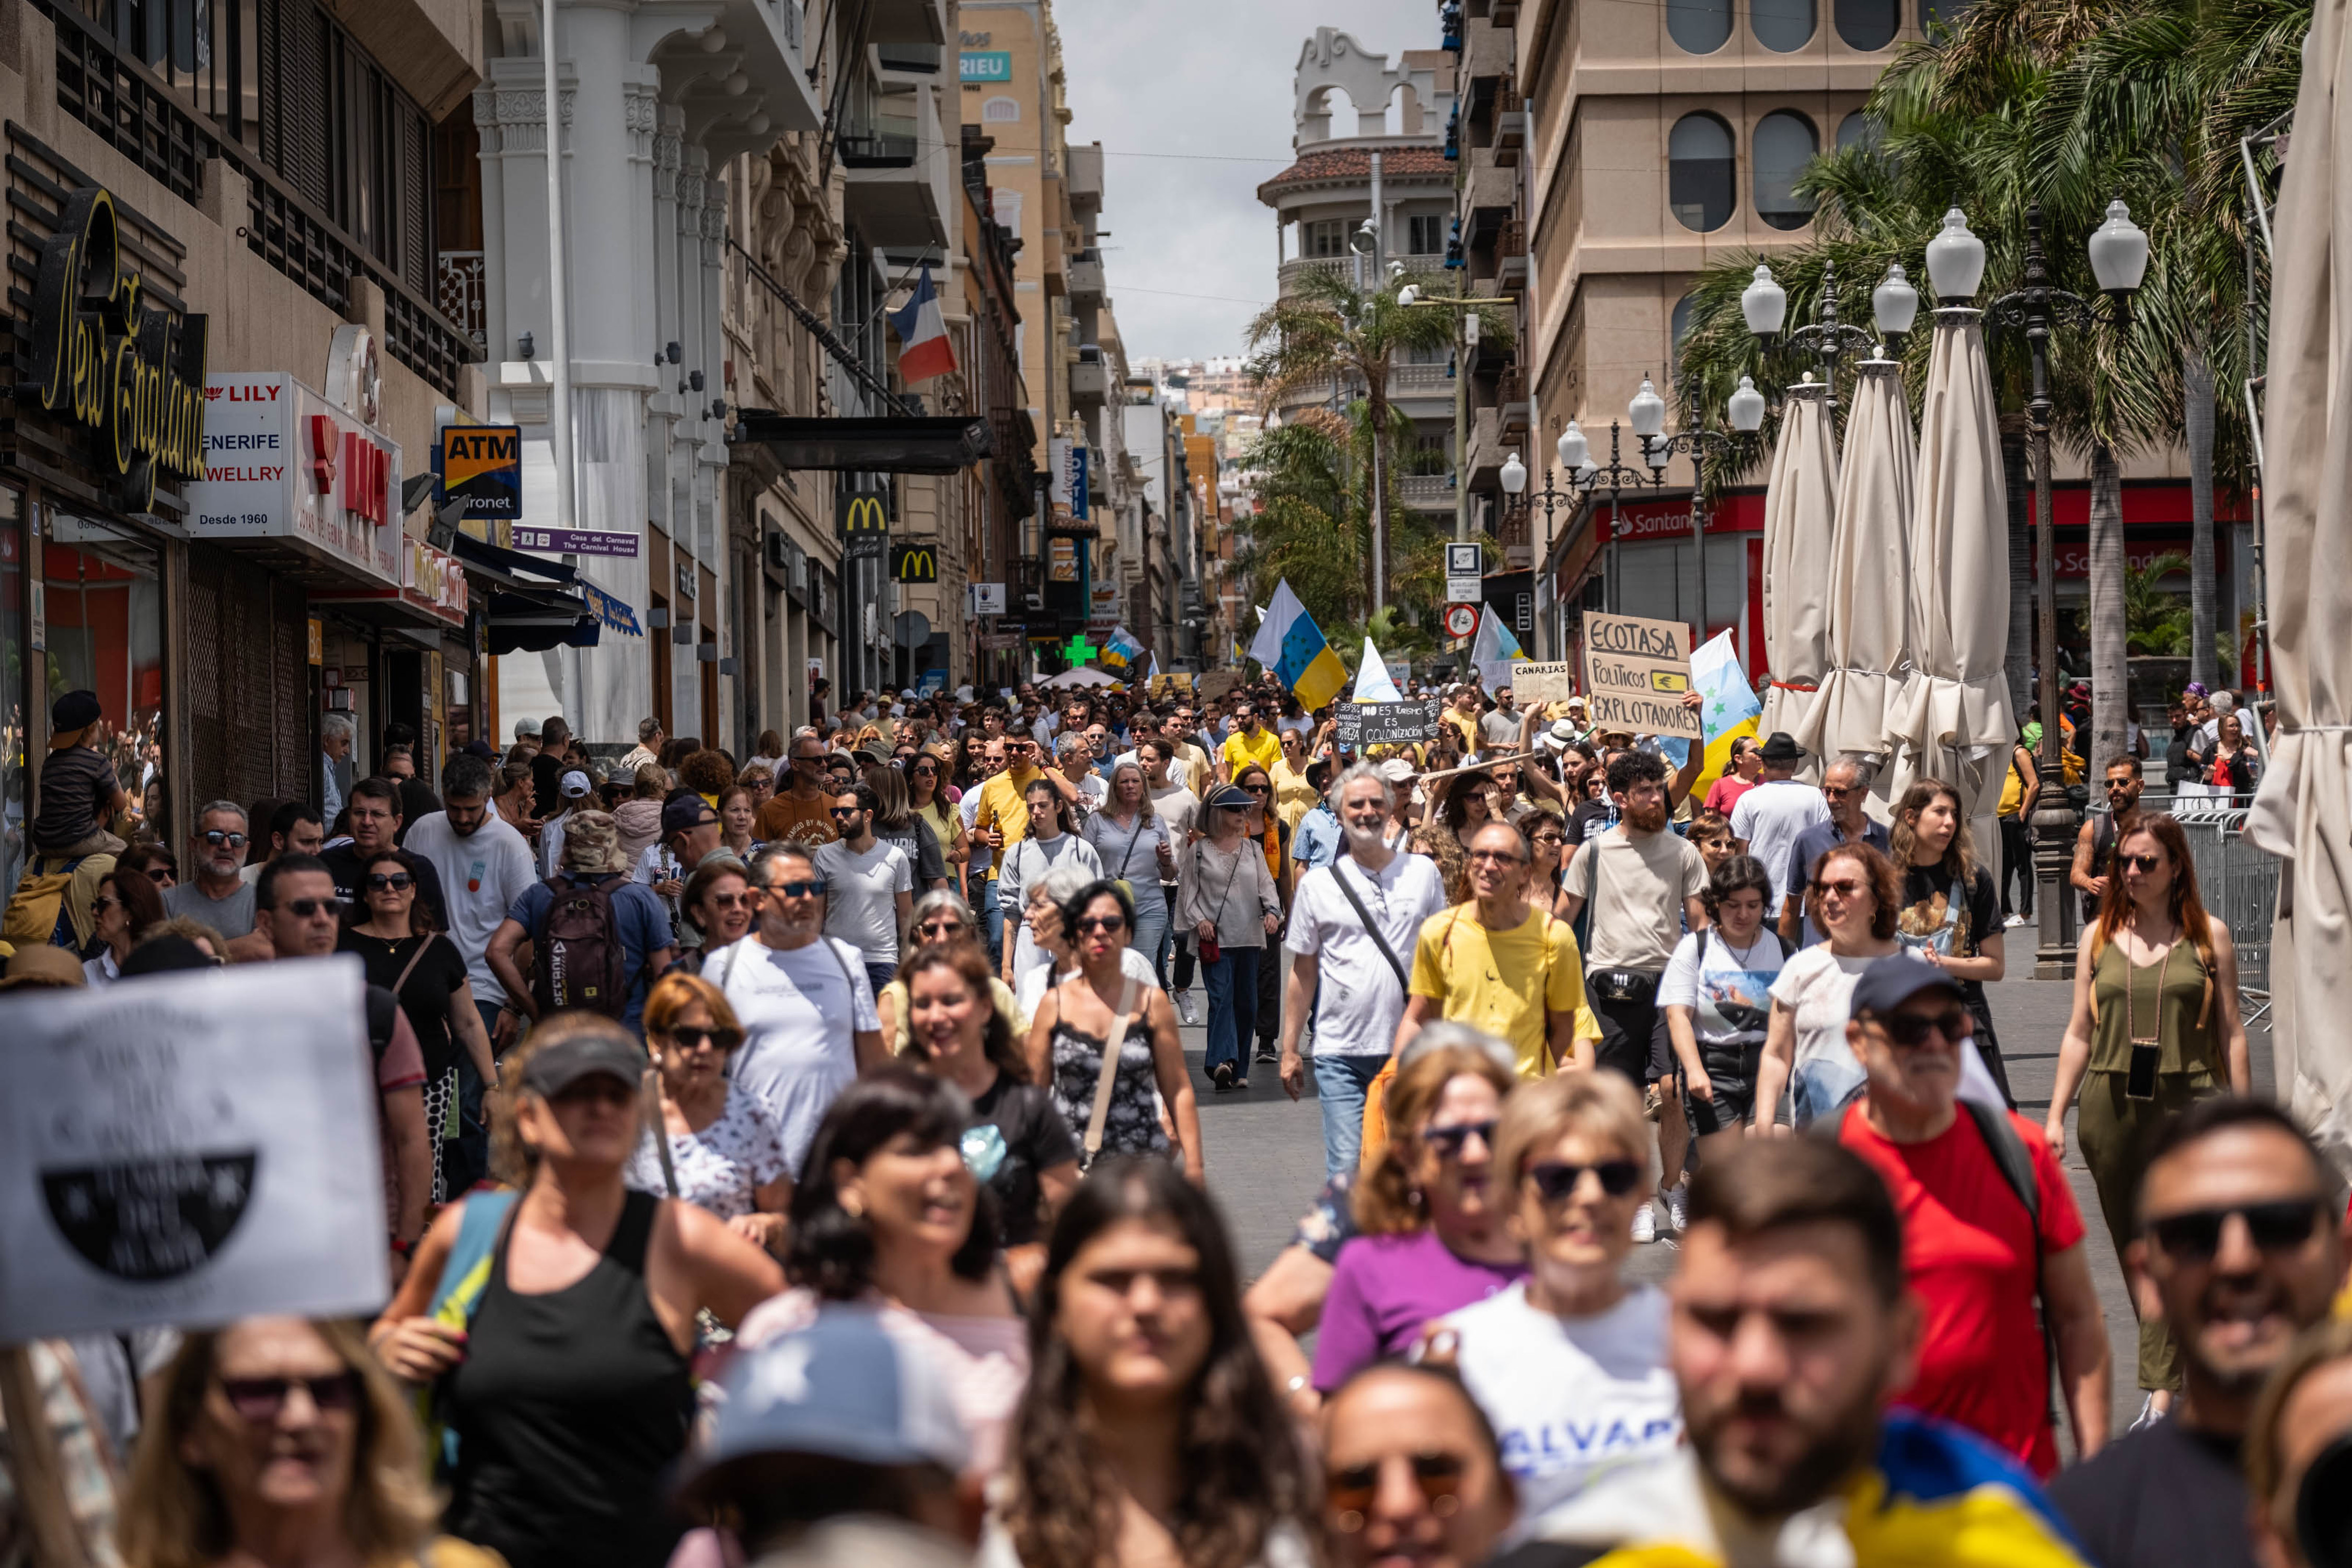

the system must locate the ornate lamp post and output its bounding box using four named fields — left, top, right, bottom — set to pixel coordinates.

left=1740, top=256, right=1918, bottom=412
left=1640, top=377, right=1766, bottom=643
